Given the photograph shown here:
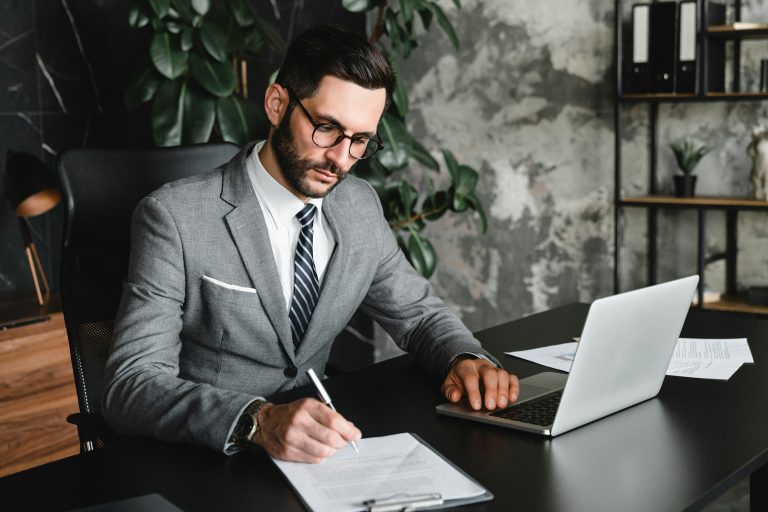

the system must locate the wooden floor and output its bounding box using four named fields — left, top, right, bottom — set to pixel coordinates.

left=0, top=313, right=80, bottom=477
